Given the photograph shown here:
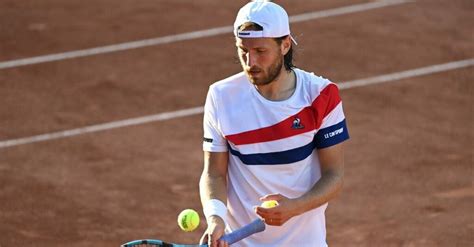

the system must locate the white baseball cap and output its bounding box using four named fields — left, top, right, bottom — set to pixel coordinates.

left=233, top=1, right=297, bottom=44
